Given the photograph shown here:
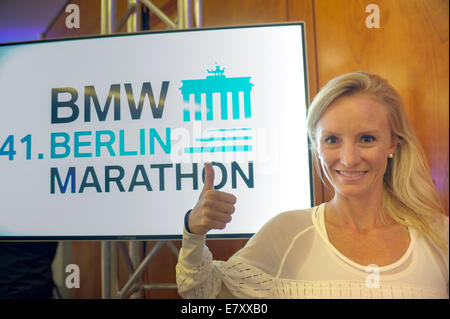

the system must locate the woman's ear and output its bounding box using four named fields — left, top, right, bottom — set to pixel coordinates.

left=389, top=134, right=400, bottom=156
